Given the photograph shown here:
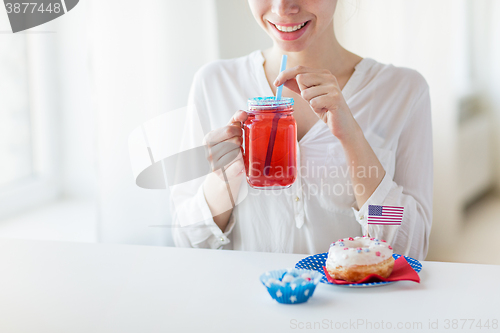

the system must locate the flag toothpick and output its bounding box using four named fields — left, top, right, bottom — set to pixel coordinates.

left=367, top=205, right=404, bottom=226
